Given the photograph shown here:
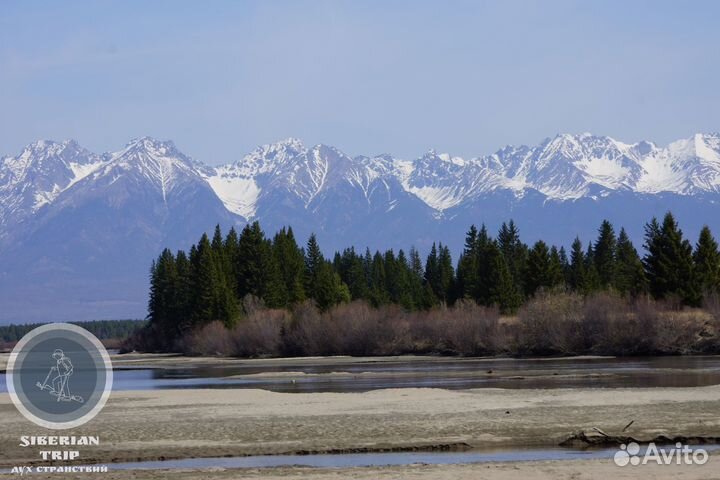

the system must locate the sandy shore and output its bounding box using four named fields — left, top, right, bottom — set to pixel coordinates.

left=0, top=351, right=616, bottom=372
left=0, top=459, right=715, bottom=480
left=1, top=384, right=719, bottom=465
left=2, top=353, right=720, bottom=478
